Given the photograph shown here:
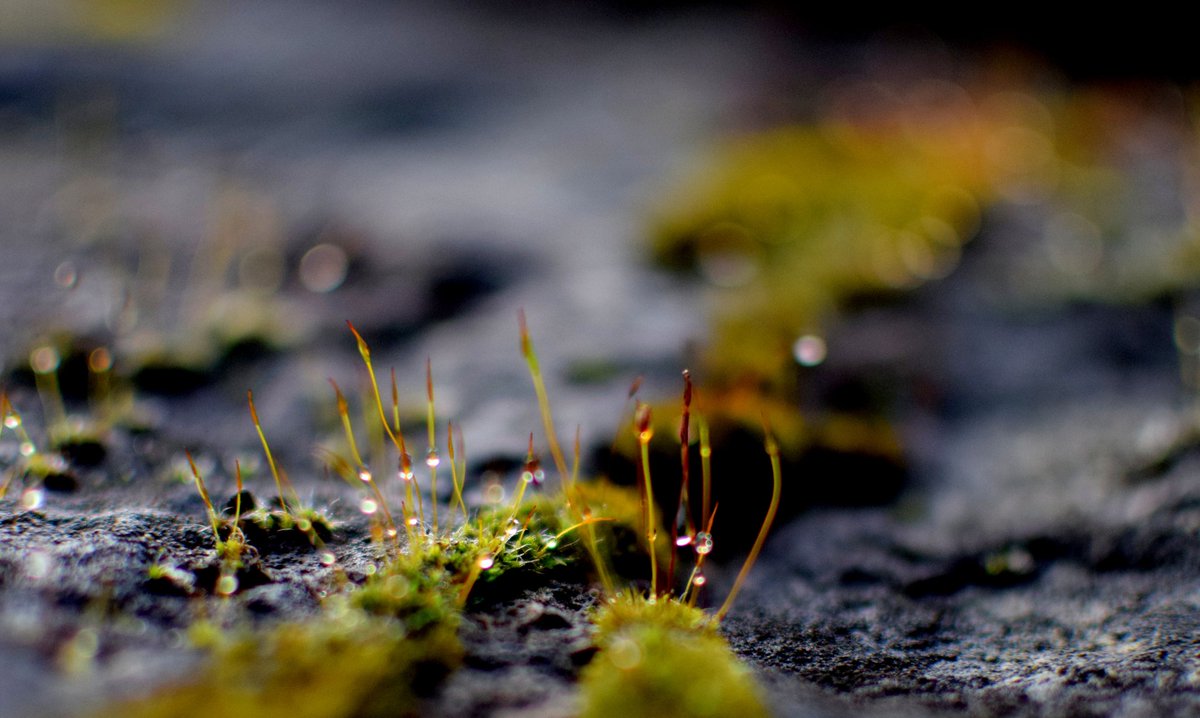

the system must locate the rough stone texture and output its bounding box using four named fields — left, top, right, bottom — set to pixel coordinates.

left=4, top=3, right=1200, bottom=717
